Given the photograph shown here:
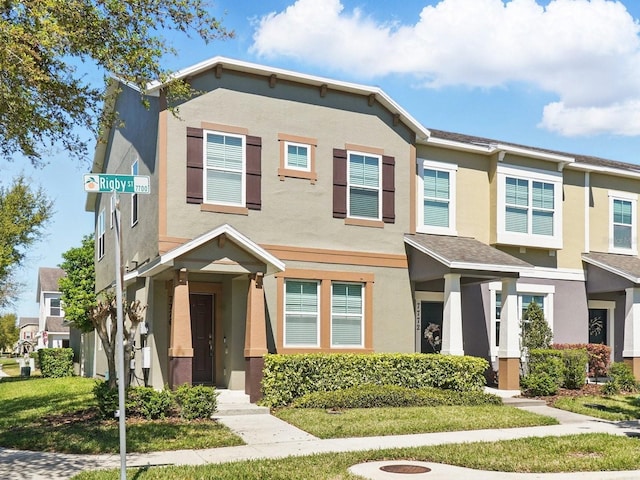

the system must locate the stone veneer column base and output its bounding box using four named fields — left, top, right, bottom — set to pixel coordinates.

left=498, top=357, right=520, bottom=390
left=245, top=356, right=265, bottom=403
left=624, top=357, right=640, bottom=380
left=169, top=357, right=192, bottom=389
